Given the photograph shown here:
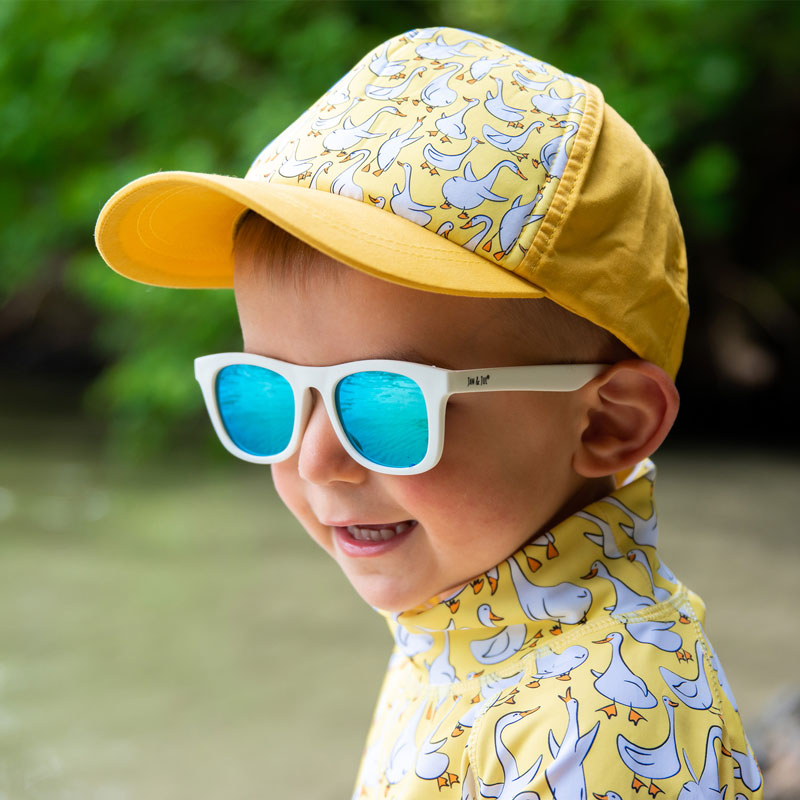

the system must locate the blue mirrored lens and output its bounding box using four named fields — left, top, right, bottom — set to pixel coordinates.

left=216, top=365, right=294, bottom=456
left=335, top=372, right=428, bottom=468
